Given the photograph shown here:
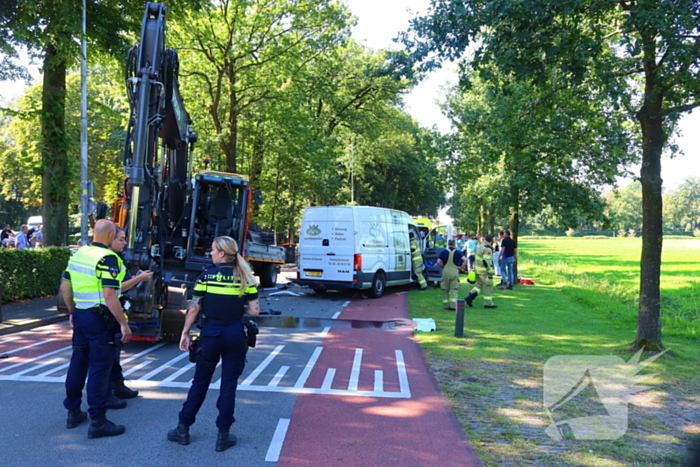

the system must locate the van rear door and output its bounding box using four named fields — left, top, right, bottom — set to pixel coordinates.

left=299, top=207, right=354, bottom=284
